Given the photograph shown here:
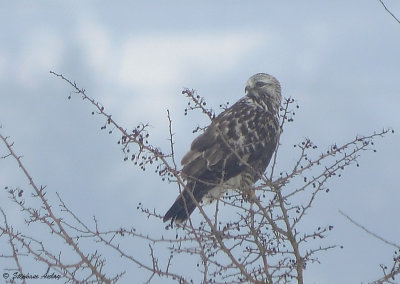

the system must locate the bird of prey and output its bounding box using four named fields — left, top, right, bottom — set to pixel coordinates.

left=163, top=73, right=282, bottom=224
